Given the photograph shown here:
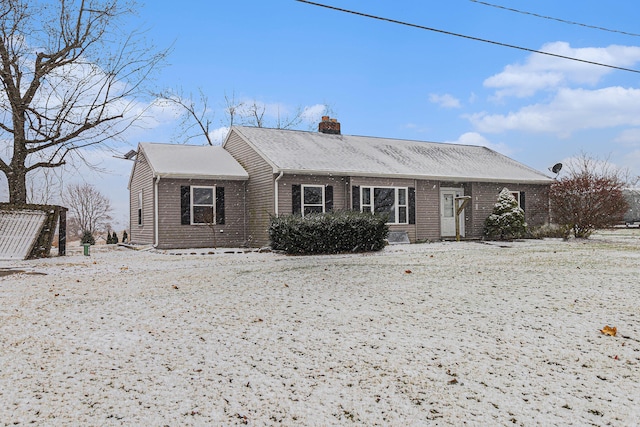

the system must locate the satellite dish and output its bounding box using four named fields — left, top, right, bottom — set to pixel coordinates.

left=550, top=163, right=563, bottom=174
left=123, top=150, right=138, bottom=160
left=113, top=150, right=138, bottom=161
